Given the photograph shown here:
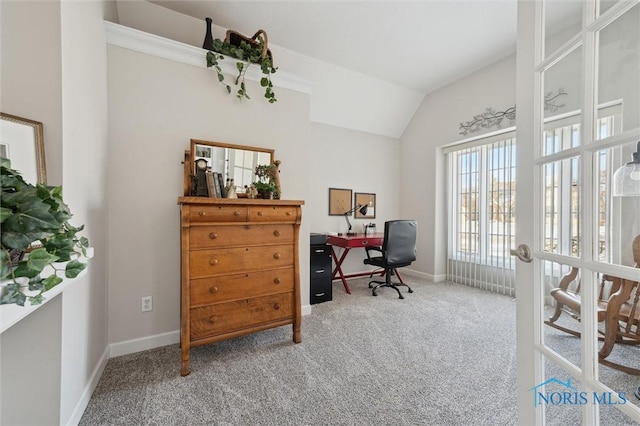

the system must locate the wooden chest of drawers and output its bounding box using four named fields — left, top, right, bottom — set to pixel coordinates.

left=178, top=197, right=304, bottom=376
